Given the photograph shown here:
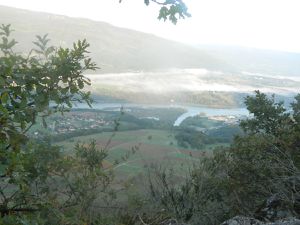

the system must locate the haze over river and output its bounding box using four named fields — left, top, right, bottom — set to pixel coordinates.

left=86, top=69, right=300, bottom=95
left=77, top=68, right=300, bottom=125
